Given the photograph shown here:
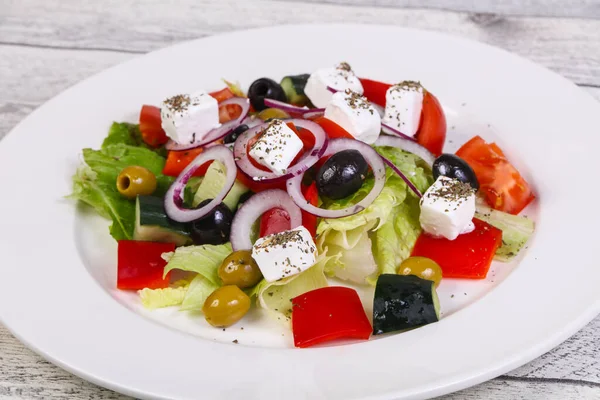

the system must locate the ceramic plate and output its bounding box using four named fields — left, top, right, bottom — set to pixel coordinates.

left=1, top=24, right=599, bottom=400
